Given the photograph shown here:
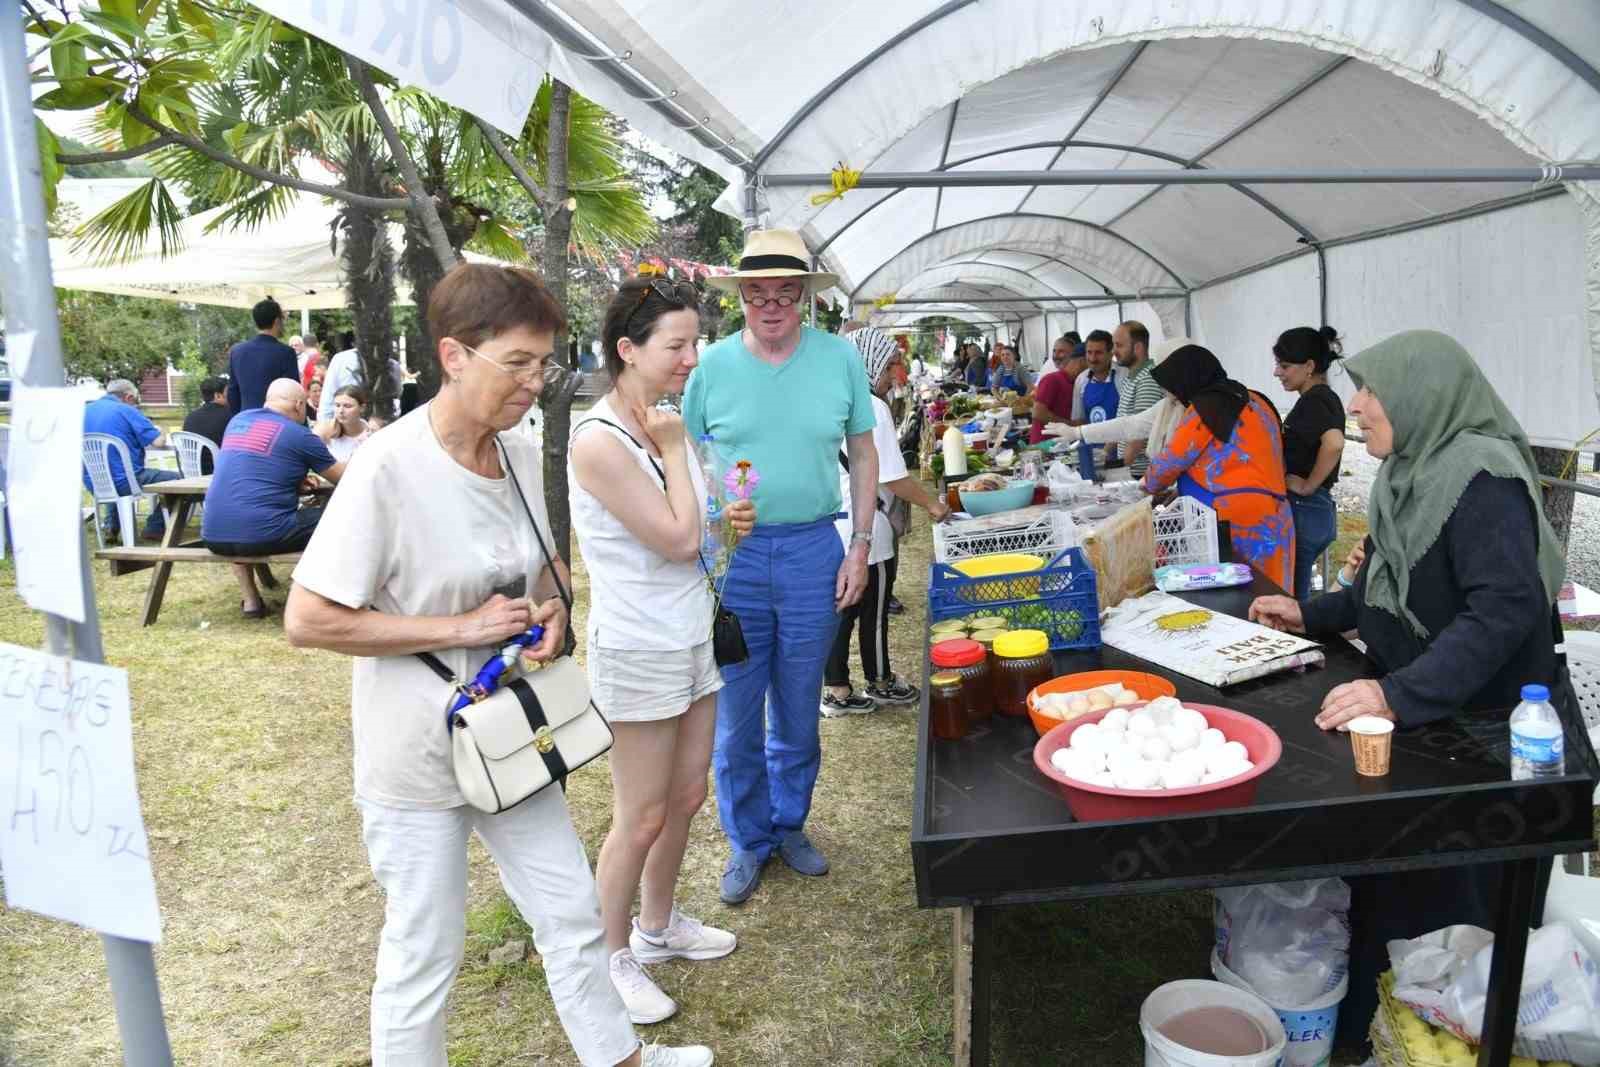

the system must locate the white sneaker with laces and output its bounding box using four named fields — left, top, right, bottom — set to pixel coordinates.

left=609, top=948, right=677, bottom=1025
left=630, top=910, right=738, bottom=964
left=641, top=1043, right=714, bottom=1067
